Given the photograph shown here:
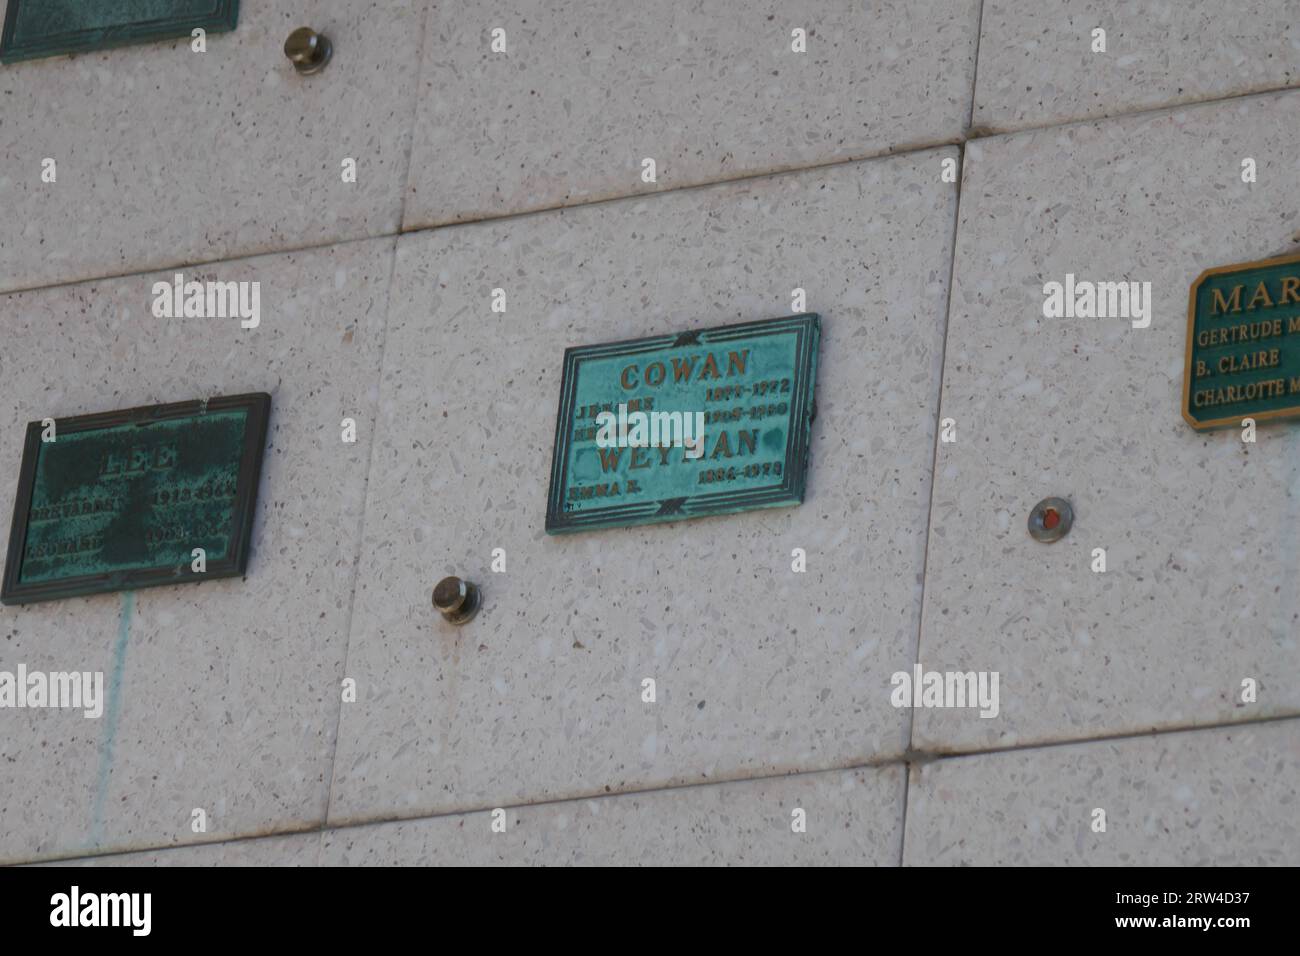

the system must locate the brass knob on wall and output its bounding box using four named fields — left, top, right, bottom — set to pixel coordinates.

left=284, top=27, right=332, bottom=74
left=433, top=576, right=481, bottom=625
